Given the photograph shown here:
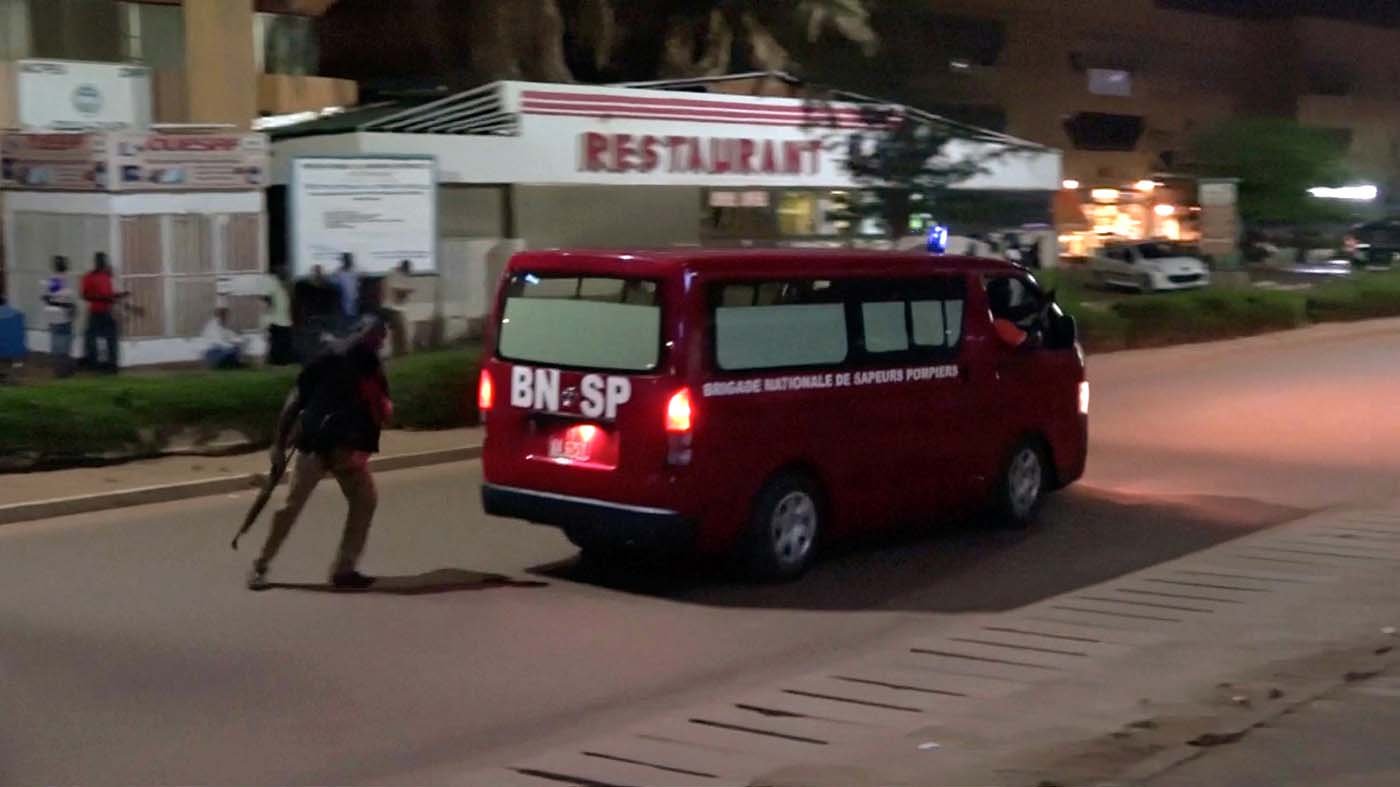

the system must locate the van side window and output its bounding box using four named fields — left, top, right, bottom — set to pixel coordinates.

left=713, top=281, right=849, bottom=371
left=911, top=298, right=964, bottom=348
left=861, top=302, right=909, bottom=353
left=854, top=276, right=966, bottom=358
